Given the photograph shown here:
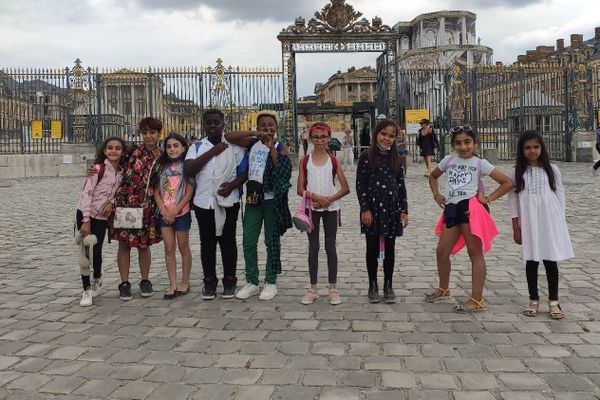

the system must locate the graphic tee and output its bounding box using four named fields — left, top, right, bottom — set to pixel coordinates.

left=437, top=155, right=494, bottom=205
